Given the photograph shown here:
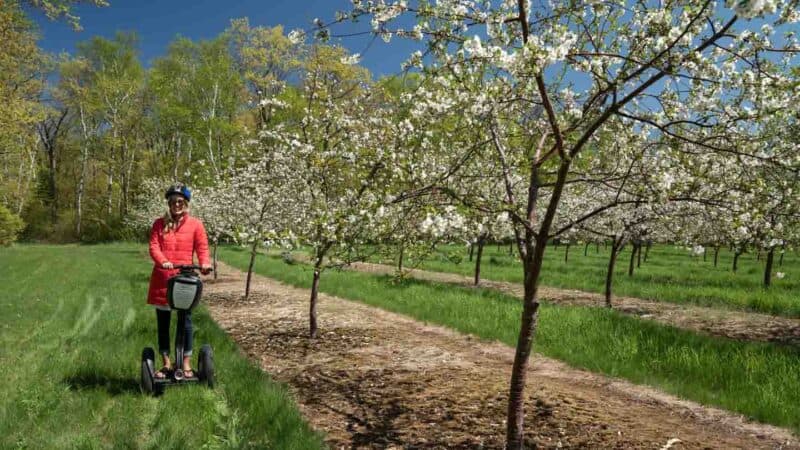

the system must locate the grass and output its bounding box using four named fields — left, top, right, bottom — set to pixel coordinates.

left=221, top=246, right=800, bottom=433
left=365, top=243, right=800, bottom=317
left=0, top=244, right=323, bottom=450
